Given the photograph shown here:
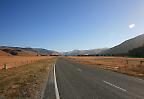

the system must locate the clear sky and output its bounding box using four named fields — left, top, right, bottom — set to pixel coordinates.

left=0, top=0, right=144, bottom=52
